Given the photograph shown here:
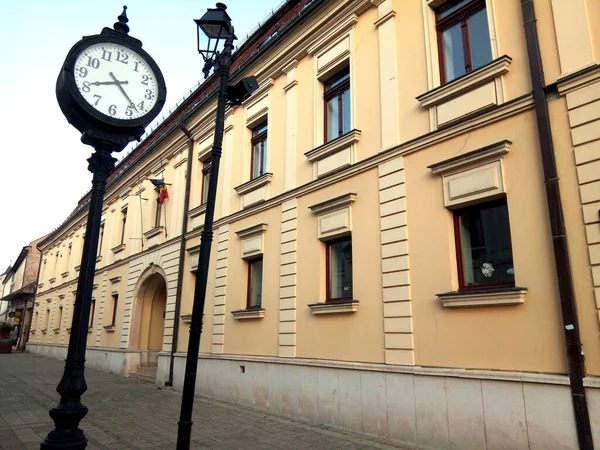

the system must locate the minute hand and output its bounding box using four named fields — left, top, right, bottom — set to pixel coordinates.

left=109, top=72, right=138, bottom=112
left=91, top=80, right=129, bottom=86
